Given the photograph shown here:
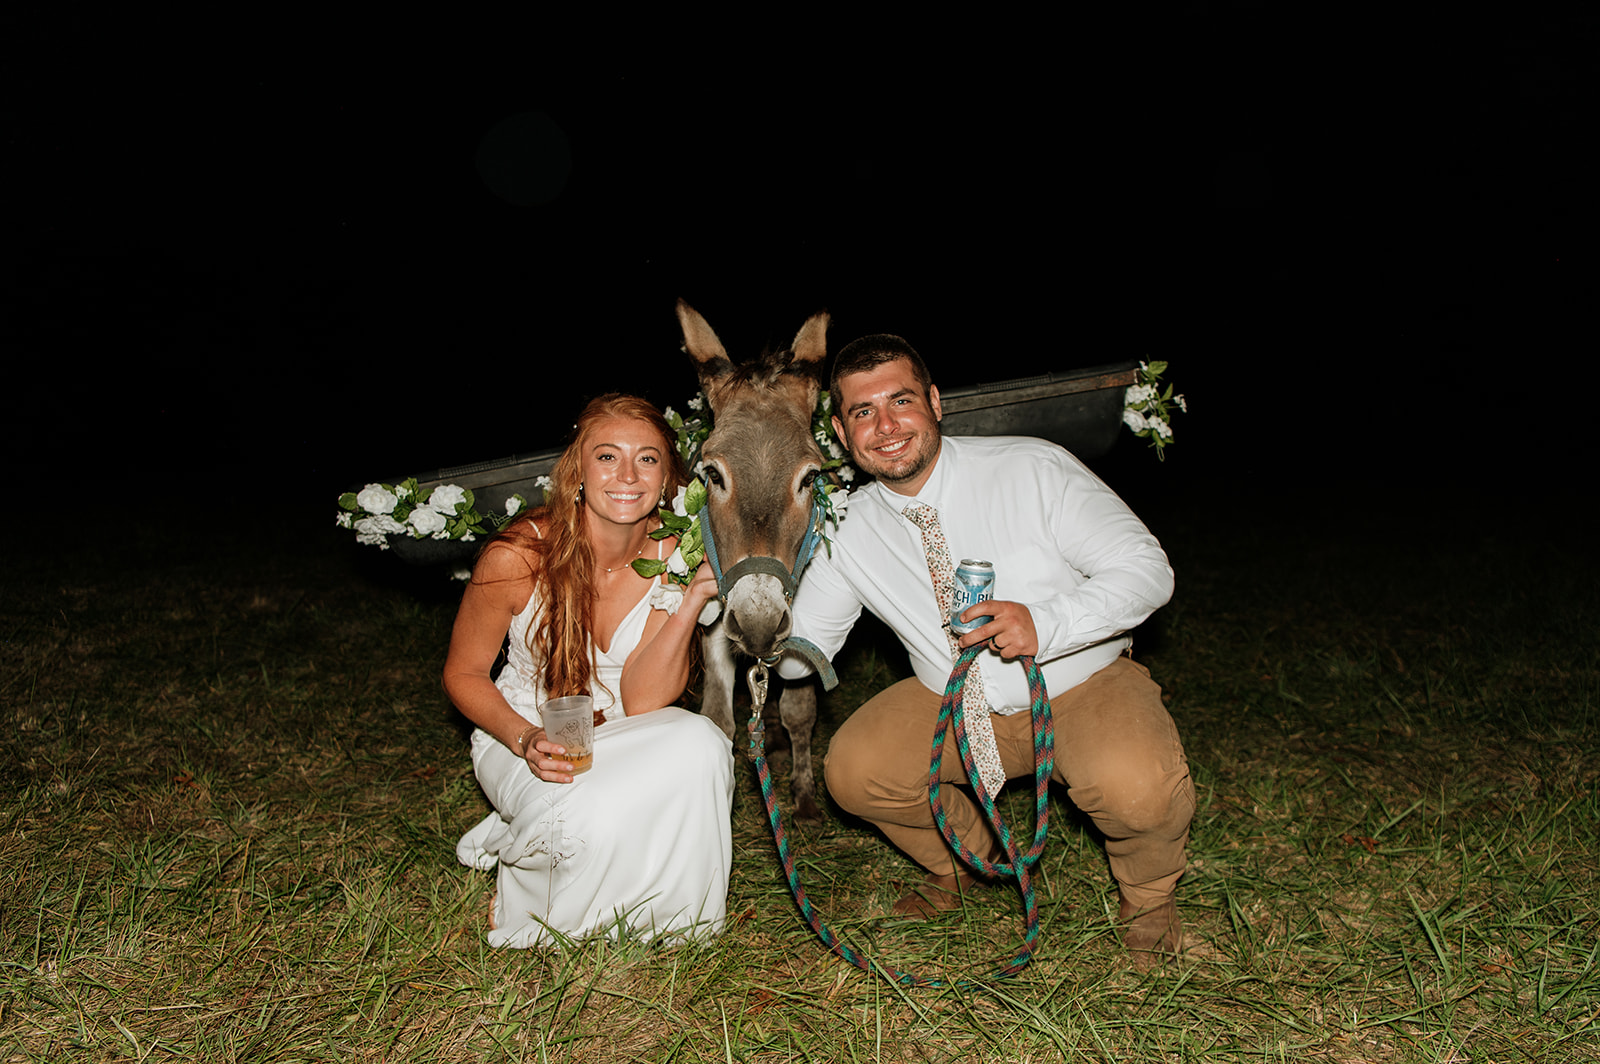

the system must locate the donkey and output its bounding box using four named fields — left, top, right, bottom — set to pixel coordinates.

left=678, top=299, right=828, bottom=822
